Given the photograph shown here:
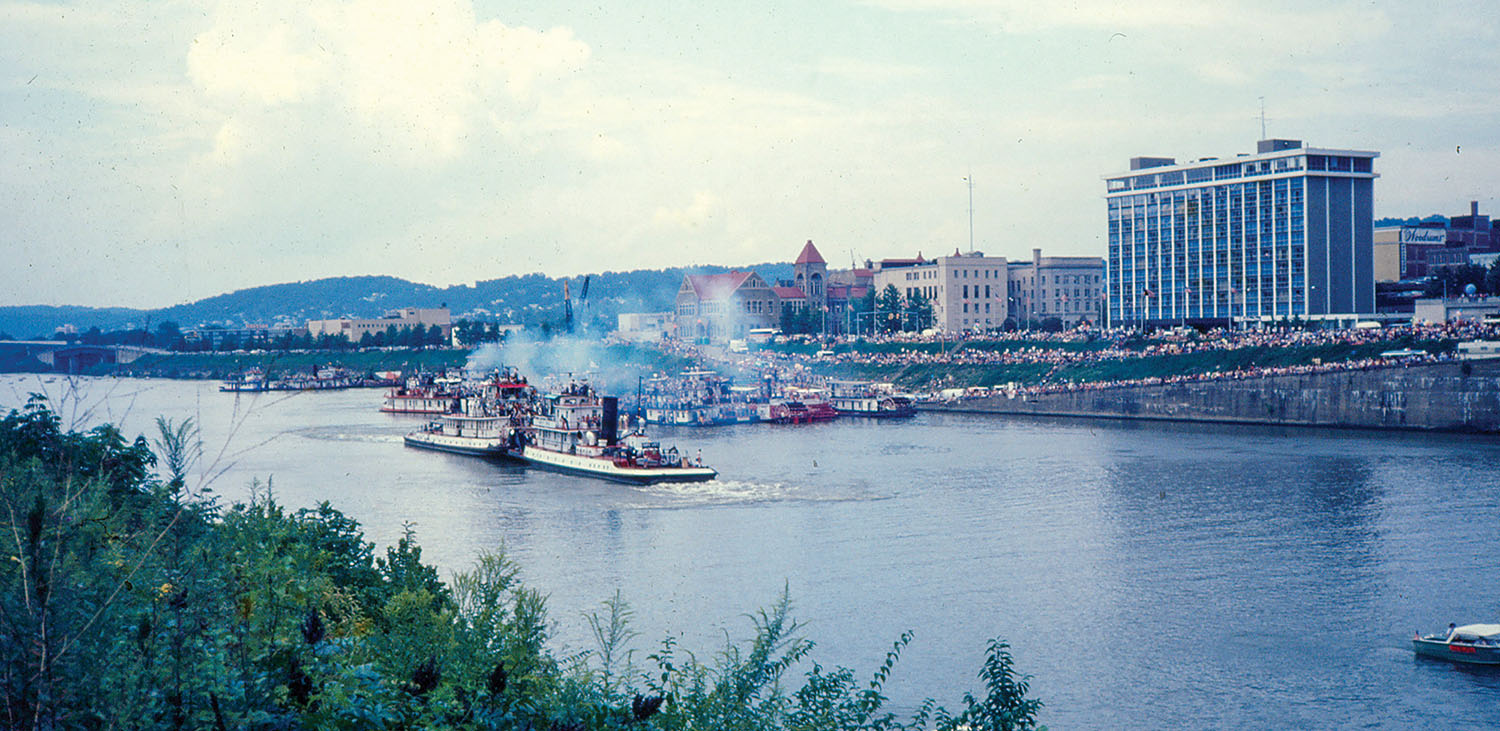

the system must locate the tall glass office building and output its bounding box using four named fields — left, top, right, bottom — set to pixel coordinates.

left=1105, top=139, right=1378, bottom=327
